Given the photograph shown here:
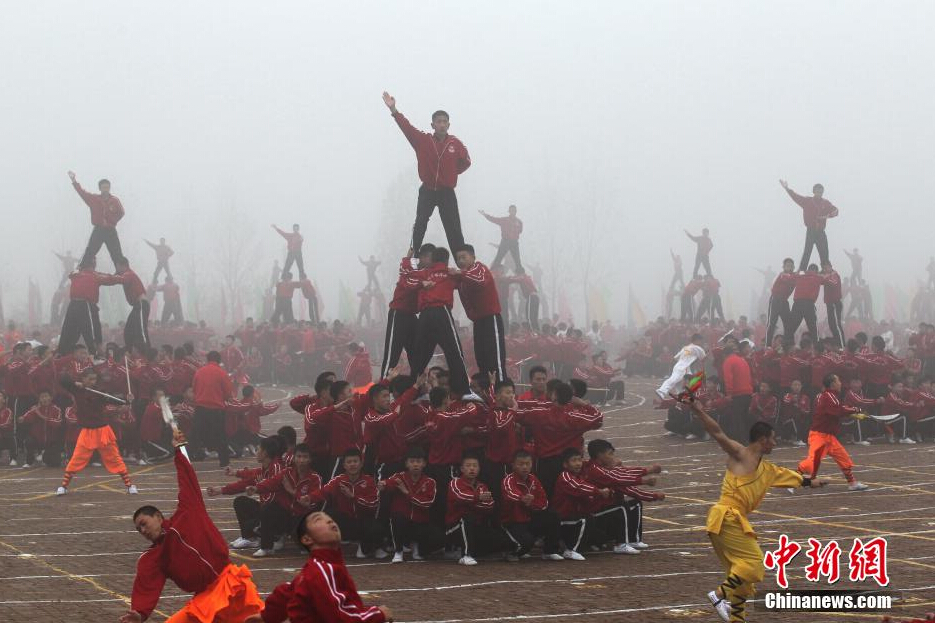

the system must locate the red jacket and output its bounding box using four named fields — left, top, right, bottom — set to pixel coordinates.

left=311, top=473, right=379, bottom=519
left=73, top=182, right=124, bottom=227
left=158, top=282, right=181, bottom=303
left=506, top=273, right=537, bottom=297
left=812, top=389, right=858, bottom=435
left=256, top=466, right=323, bottom=515
left=582, top=460, right=658, bottom=503
left=427, top=402, right=486, bottom=465
left=19, top=404, right=62, bottom=444
left=552, top=469, right=601, bottom=519
left=165, top=359, right=197, bottom=397
left=822, top=270, right=842, bottom=304
left=749, top=393, right=778, bottom=421
left=456, top=261, right=501, bottom=321
left=69, top=270, right=122, bottom=304
left=120, top=269, right=146, bottom=305
left=516, top=402, right=603, bottom=459
left=405, top=262, right=458, bottom=311
left=294, top=395, right=330, bottom=458
left=389, top=257, right=419, bottom=313
left=384, top=471, right=436, bottom=522
left=722, top=354, right=753, bottom=396
left=445, top=476, right=495, bottom=525
left=793, top=272, right=823, bottom=301
left=1, top=356, right=32, bottom=397
left=781, top=392, right=811, bottom=420
left=500, top=472, right=548, bottom=523
left=285, top=548, right=386, bottom=623
left=771, top=272, right=797, bottom=299
left=276, top=281, right=301, bottom=300
left=222, top=458, right=284, bottom=504
left=344, top=352, right=372, bottom=387
left=140, top=402, right=166, bottom=443
left=844, top=388, right=878, bottom=413
left=486, top=405, right=522, bottom=465
left=392, top=111, right=470, bottom=189
left=362, top=387, right=418, bottom=464
left=192, top=362, right=234, bottom=409
left=784, top=188, right=839, bottom=230
left=275, top=227, right=303, bottom=251
left=306, top=393, right=368, bottom=457
left=0, top=407, right=12, bottom=433
left=484, top=213, right=523, bottom=240
left=131, top=449, right=231, bottom=622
